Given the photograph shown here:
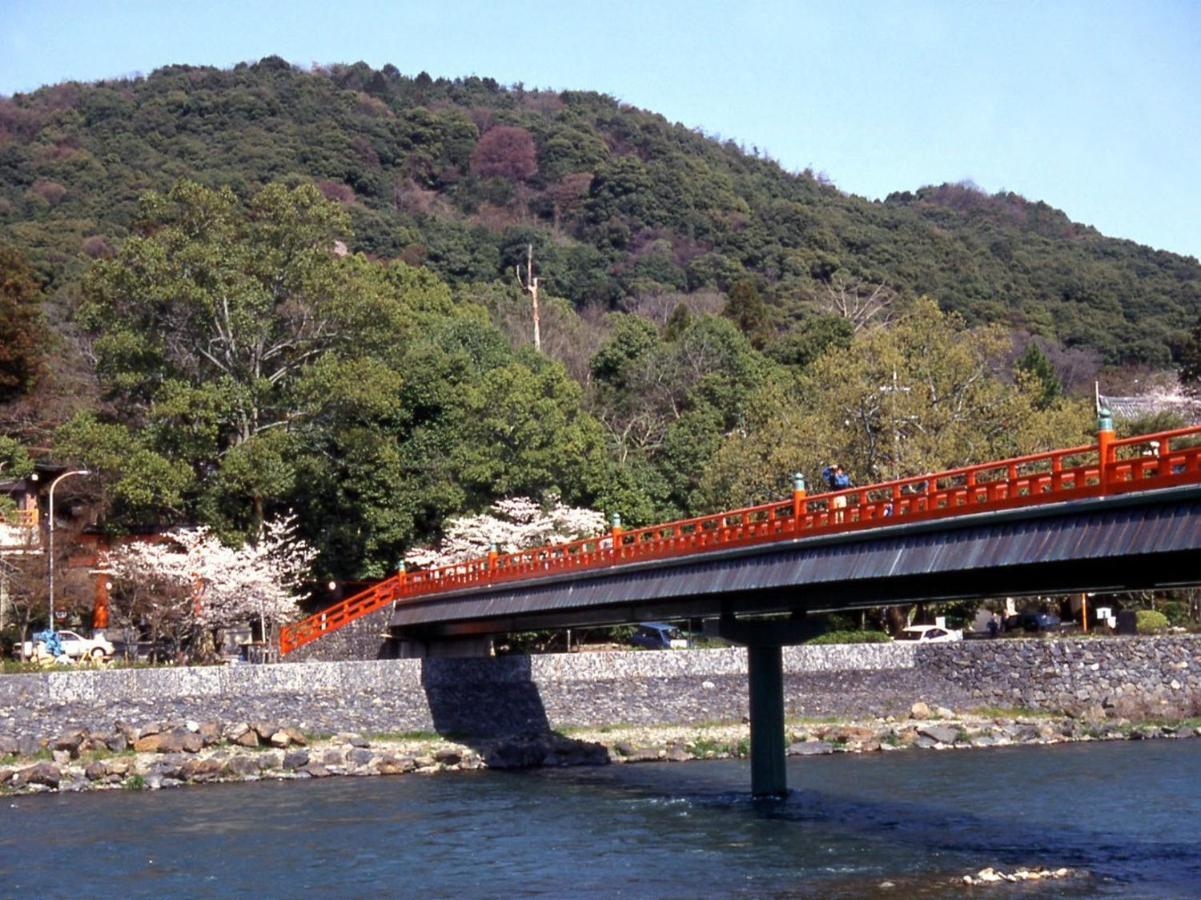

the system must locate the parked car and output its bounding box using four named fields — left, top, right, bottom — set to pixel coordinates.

left=18, top=630, right=115, bottom=660
left=630, top=623, right=688, bottom=650
left=1005, top=612, right=1061, bottom=633
left=897, top=624, right=963, bottom=643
